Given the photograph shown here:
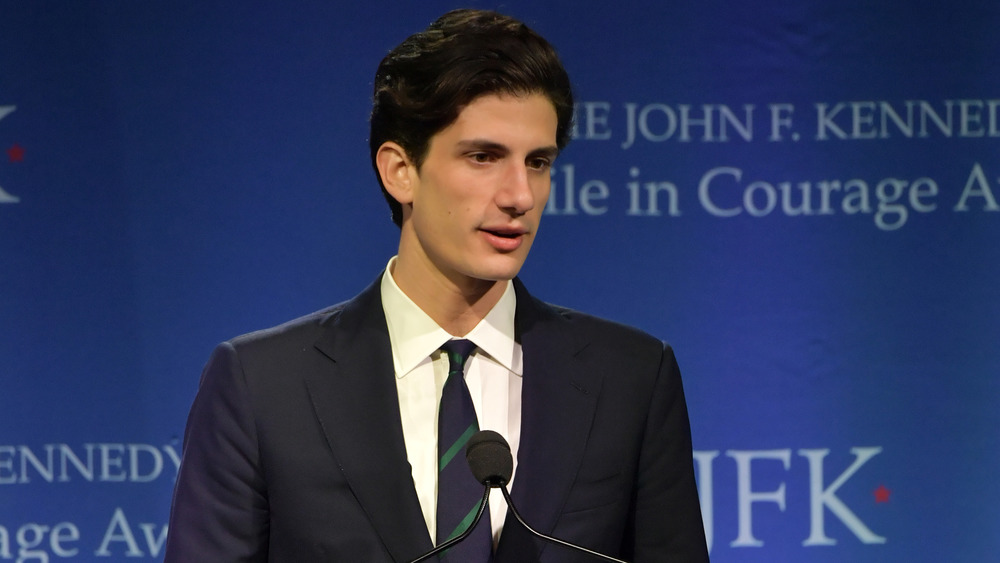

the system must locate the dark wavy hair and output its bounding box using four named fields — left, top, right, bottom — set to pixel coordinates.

left=369, top=9, right=575, bottom=226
